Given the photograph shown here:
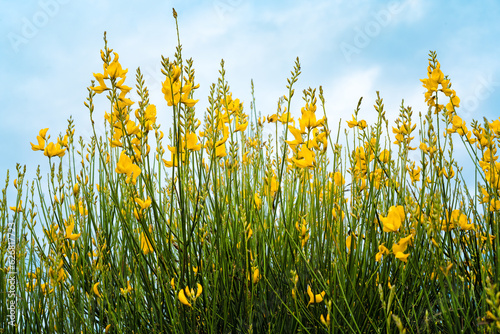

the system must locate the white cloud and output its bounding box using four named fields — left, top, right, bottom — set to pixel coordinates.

left=323, top=66, right=381, bottom=123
